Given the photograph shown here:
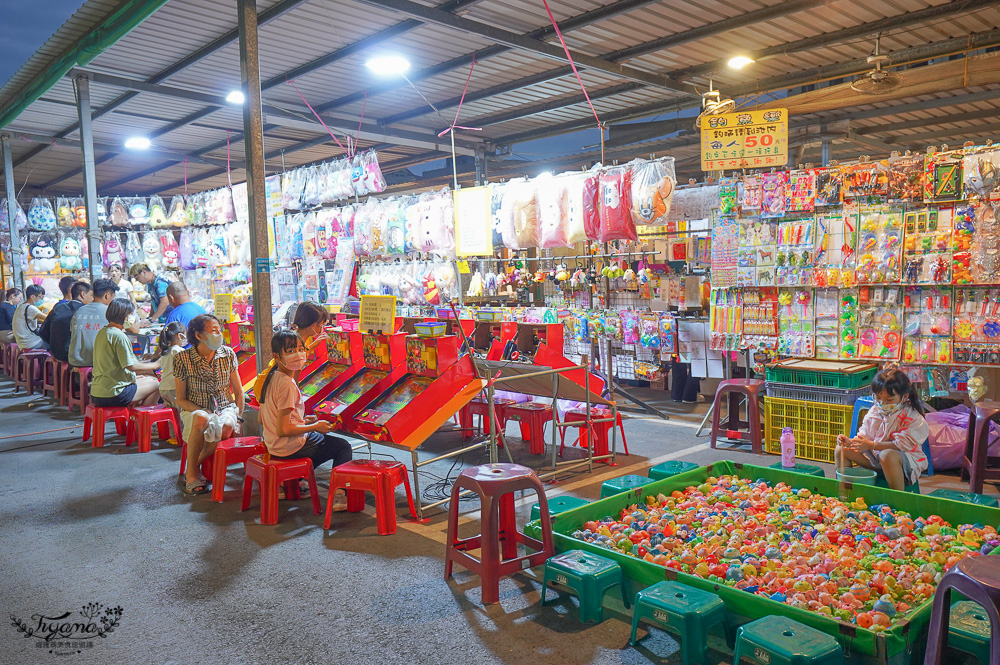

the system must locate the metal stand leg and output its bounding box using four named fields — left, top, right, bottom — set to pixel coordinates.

left=411, top=449, right=423, bottom=520
left=695, top=403, right=714, bottom=437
